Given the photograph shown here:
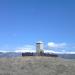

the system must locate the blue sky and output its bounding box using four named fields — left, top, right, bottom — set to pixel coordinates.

left=0, top=0, right=75, bottom=52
